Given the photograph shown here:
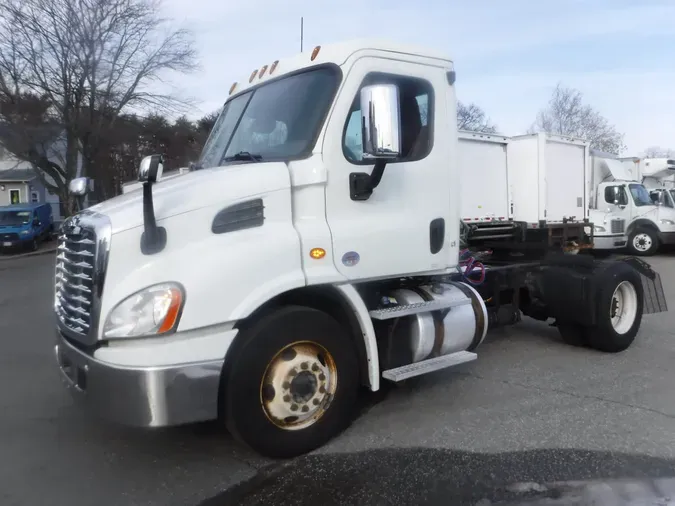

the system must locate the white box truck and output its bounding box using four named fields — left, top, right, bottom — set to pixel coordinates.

left=56, top=40, right=667, bottom=458
left=459, top=131, right=593, bottom=253
left=590, top=152, right=675, bottom=255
